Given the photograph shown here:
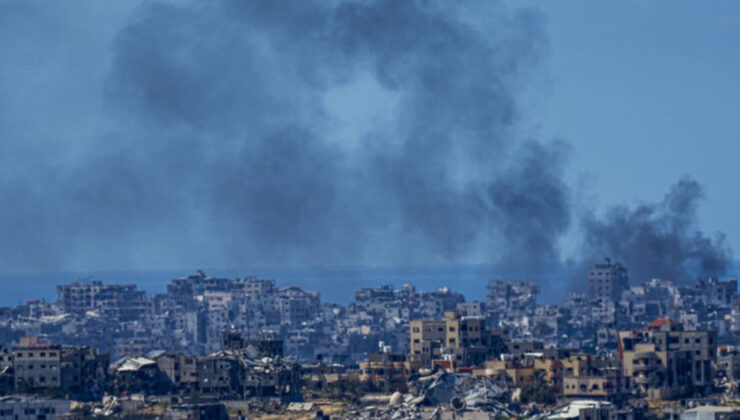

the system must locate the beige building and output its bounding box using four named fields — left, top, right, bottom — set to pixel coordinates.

left=409, top=311, right=492, bottom=368
left=619, top=318, right=716, bottom=399
left=472, top=359, right=535, bottom=387
left=12, top=338, right=108, bottom=392
left=532, top=358, right=564, bottom=391
left=563, top=373, right=628, bottom=400
left=13, top=338, right=62, bottom=389
left=409, top=319, right=445, bottom=367
left=562, top=354, right=593, bottom=377
left=358, top=354, right=420, bottom=386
